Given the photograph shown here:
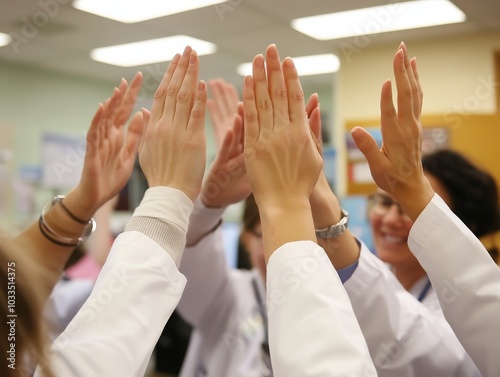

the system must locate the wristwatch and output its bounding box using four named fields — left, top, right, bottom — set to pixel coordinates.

left=315, top=208, right=349, bottom=239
